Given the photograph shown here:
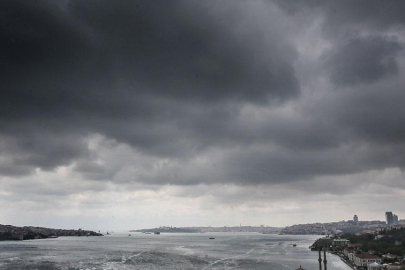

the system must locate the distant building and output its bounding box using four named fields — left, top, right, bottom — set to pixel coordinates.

left=368, top=262, right=381, bottom=270
left=353, top=253, right=382, bottom=267
left=386, top=212, right=394, bottom=225
left=387, top=263, right=405, bottom=270
left=382, top=253, right=398, bottom=260
left=348, top=243, right=363, bottom=249
left=332, top=239, right=350, bottom=247
left=317, top=237, right=333, bottom=248
left=375, top=235, right=385, bottom=240
left=348, top=252, right=355, bottom=262
left=354, top=215, right=359, bottom=224
left=393, top=214, right=399, bottom=224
